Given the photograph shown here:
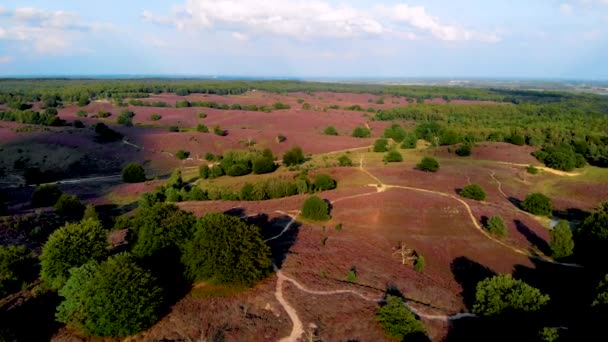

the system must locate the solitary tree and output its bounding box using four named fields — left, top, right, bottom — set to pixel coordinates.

left=374, top=139, right=389, bottom=152
left=54, top=194, right=85, bottom=220
left=473, top=274, right=550, bottom=316
left=301, top=195, right=329, bottom=221
left=550, top=220, right=574, bottom=259
left=323, top=126, right=339, bottom=136
left=522, top=193, right=553, bottom=216
left=384, top=150, right=403, bottom=163
left=417, top=157, right=440, bottom=172
left=82, top=204, right=99, bottom=221
left=31, top=184, right=63, bottom=208
left=121, top=163, right=146, bottom=183
left=376, top=295, right=426, bottom=340
left=313, top=174, right=337, bottom=191
left=460, top=184, right=487, bottom=201
left=283, top=146, right=305, bottom=166
left=486, top=215, right=508, bottom=237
